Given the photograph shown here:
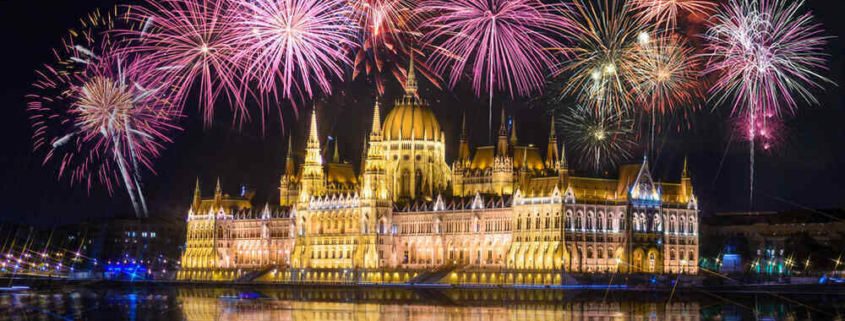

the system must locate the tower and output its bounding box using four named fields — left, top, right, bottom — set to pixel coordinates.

left=546, top=115, right=560, bottom=170
left=300, top=108, right=325, bottom=202
left=492, top=109, right=513, bottom=195
left=681, top=155, right=693, bottom=203
left=452, top=113, right=471, bottom=196
left=279, top=135, right=297, bottom=206
left=191, top=178, right=201, bottom=215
